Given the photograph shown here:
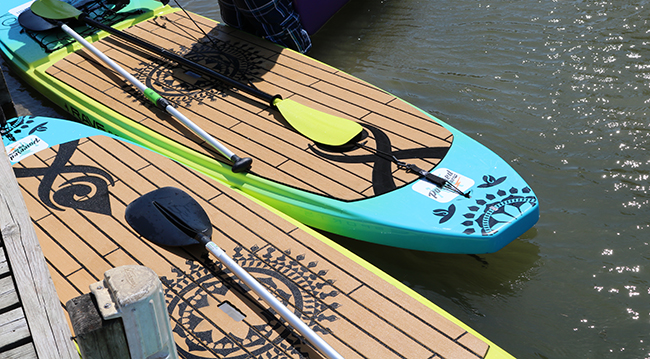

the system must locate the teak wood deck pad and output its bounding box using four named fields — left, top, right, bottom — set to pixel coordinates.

left=46, top=11, right=453, bottom=201
left=10, top=128, right=491, bottom=358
